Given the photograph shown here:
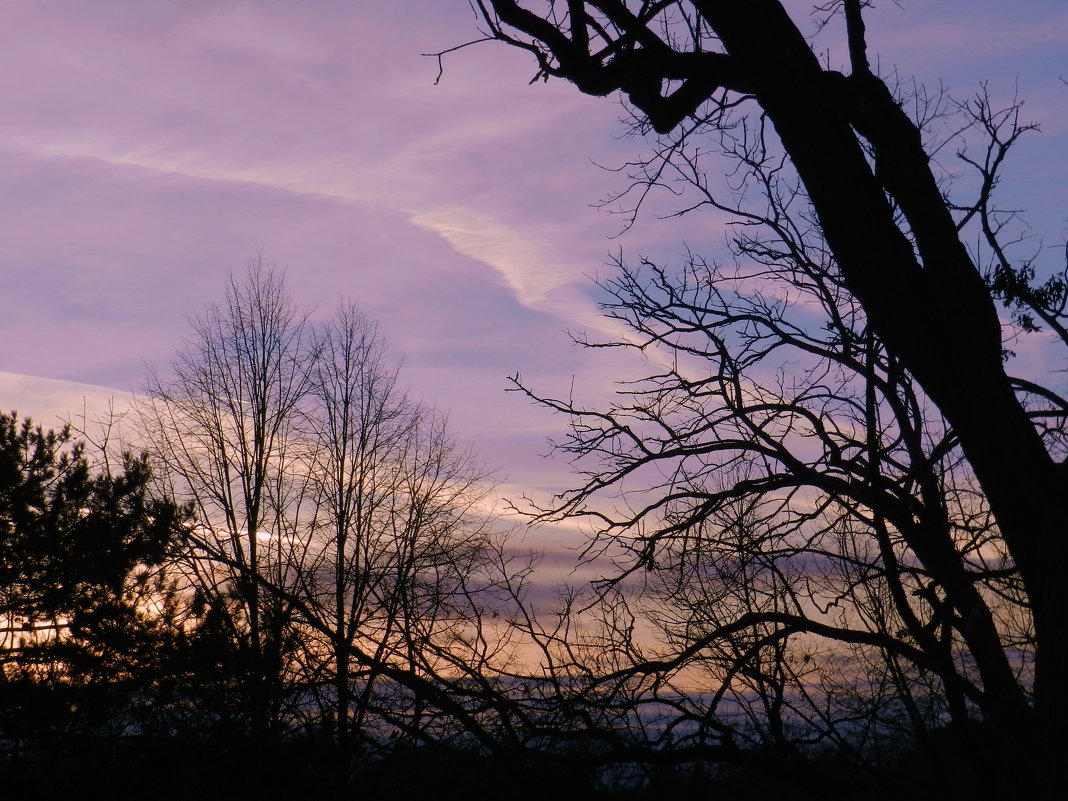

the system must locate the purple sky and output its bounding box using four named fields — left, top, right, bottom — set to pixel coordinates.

left=2, top=1, right=1066, bottom=557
